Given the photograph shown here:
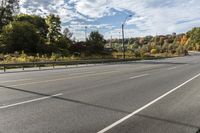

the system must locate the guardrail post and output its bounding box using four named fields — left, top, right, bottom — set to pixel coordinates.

left=22, top=66, right=24, bottom=71
left=3, top=66, right=6, bottom=72
left=53, top=63, right=55, bottom=69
